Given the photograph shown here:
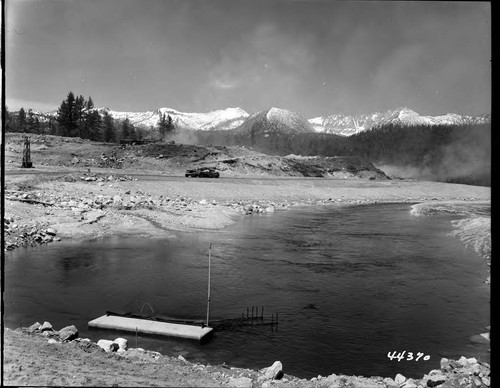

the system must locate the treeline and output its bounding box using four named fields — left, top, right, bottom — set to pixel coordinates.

left=194, top=122, right=491, bottom=186
left=5, top=91, right=176, bottom=143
